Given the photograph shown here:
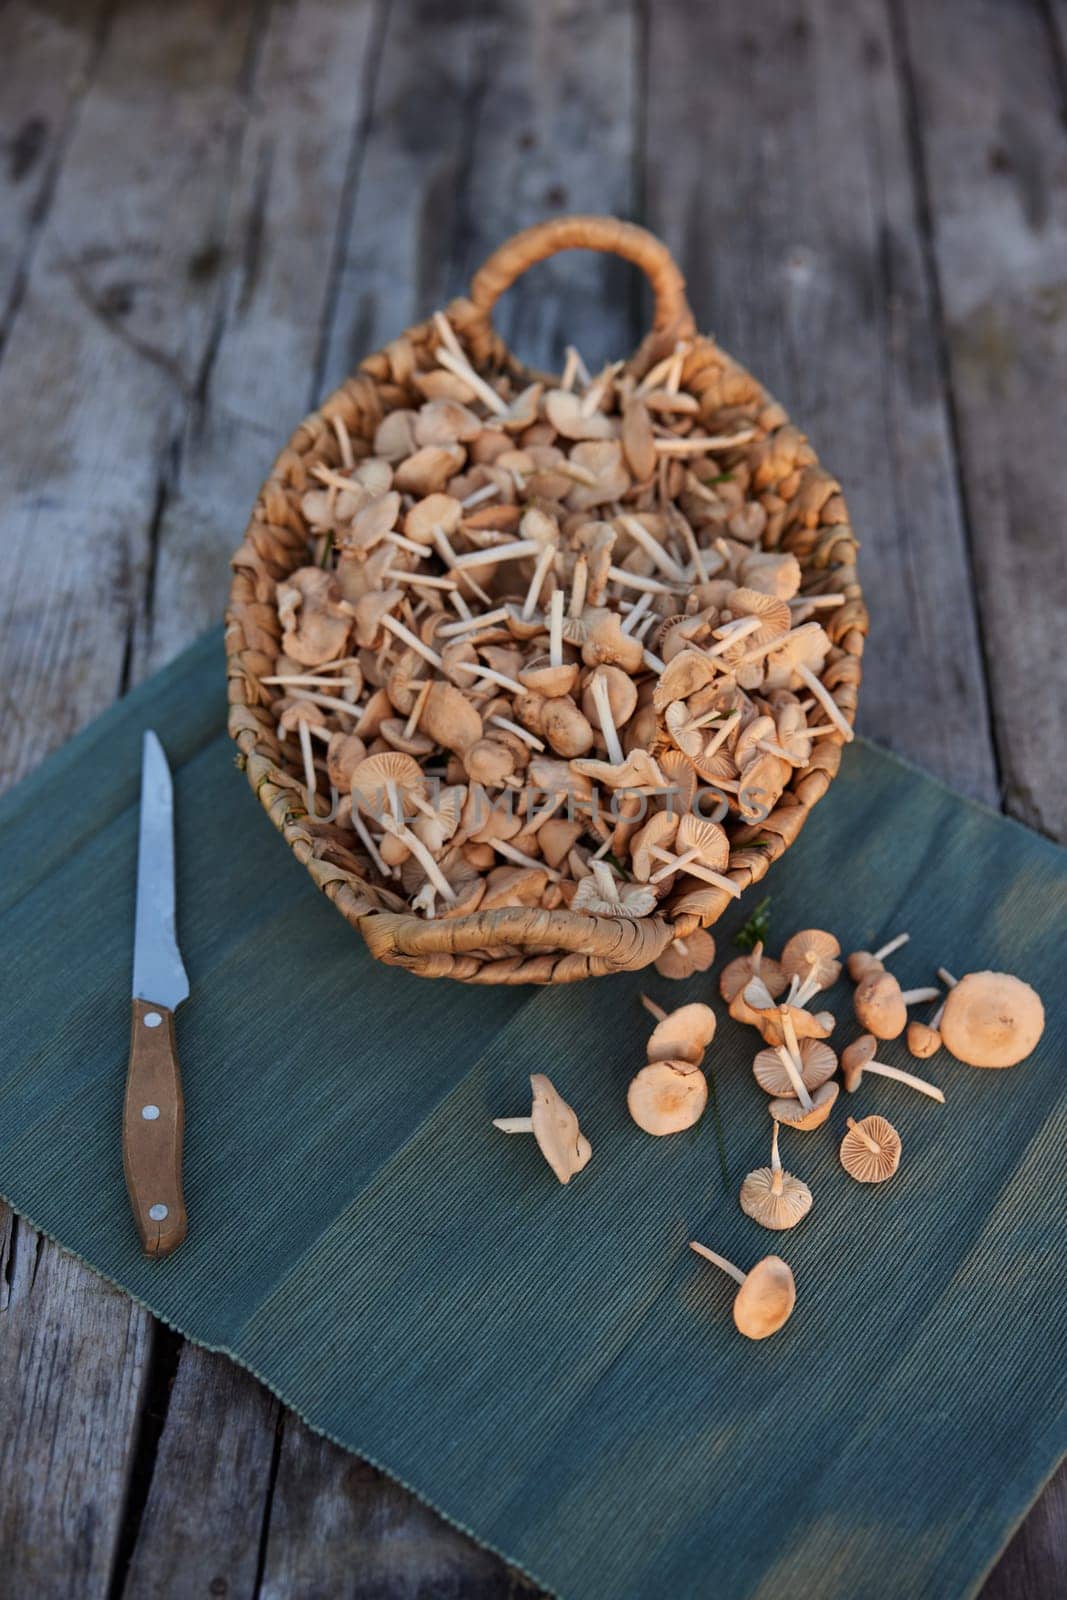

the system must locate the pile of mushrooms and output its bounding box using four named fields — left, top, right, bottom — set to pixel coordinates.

left=264, top=317, right=855, bottom=930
